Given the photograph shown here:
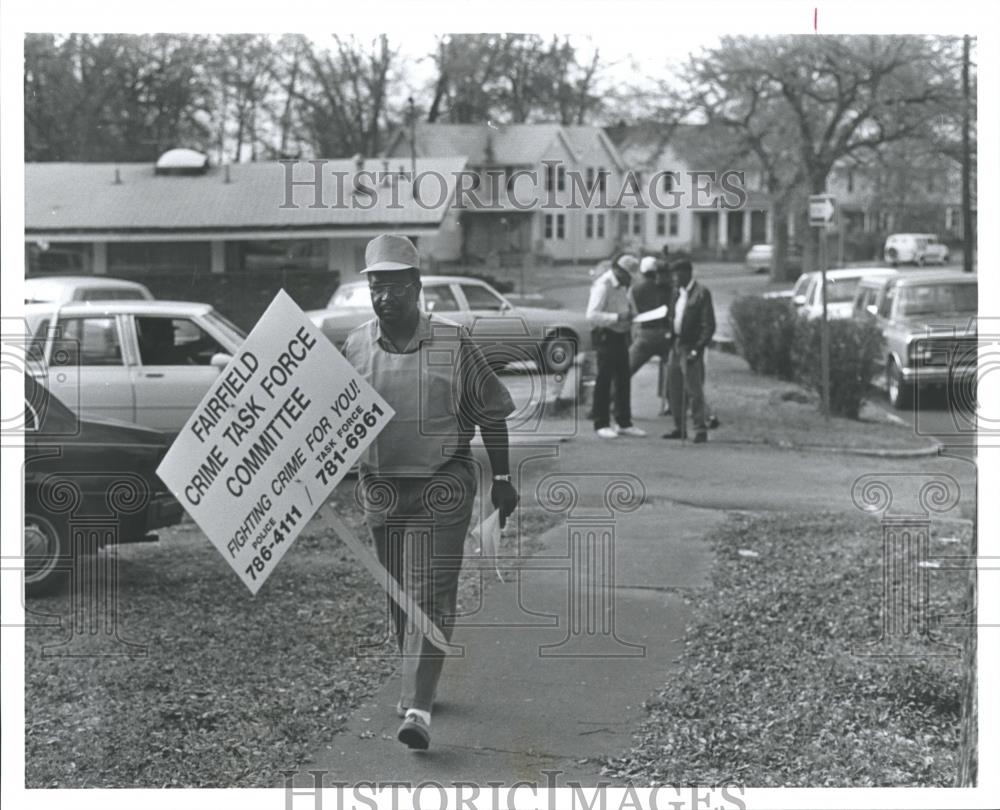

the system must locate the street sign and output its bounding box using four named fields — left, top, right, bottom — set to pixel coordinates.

left=809, top=194, right=837, bottom=227
left=157, top=290, right=395, bottom=594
